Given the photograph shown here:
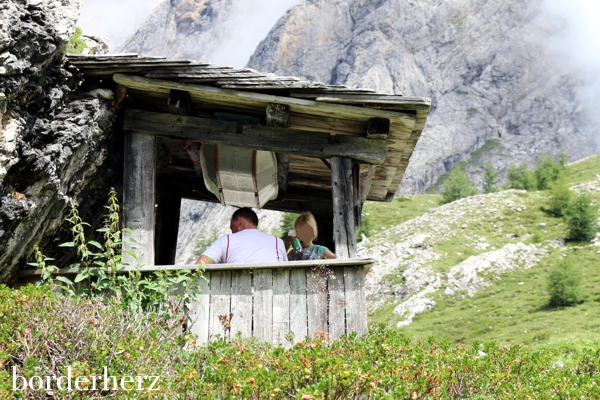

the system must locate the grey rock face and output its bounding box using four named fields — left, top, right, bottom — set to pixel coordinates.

left=116, top=0, right=236, bottom=62
left=0, top=0, right=120, bottom=284
left=248, top=0, right=599, bottom=193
